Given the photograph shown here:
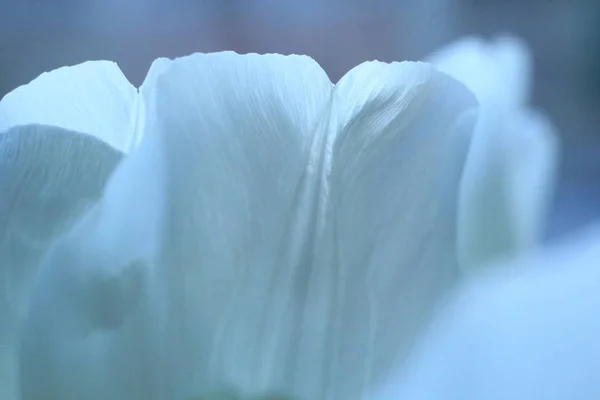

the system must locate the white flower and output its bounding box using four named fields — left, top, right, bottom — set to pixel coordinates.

left=17, top=52, right=479, bottom=400
left=370, top=220, right=600, bottom=400
left=10, top=37, right=559, bottom=399
left=426, top=35, right=559, bottom=272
